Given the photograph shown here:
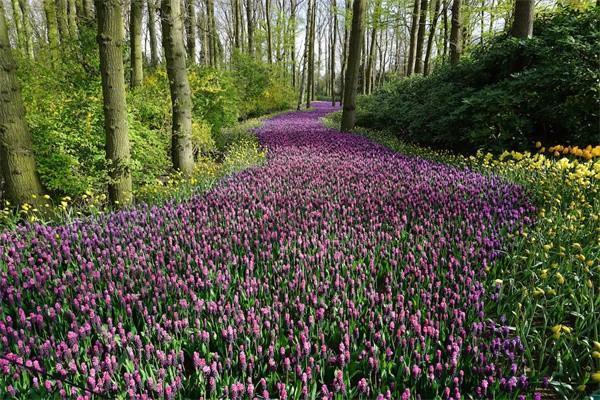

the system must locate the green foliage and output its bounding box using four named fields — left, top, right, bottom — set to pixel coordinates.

left=16, top=40, right=293, bottom=200
left=357, top=6, right=600, bottom=152
left=230, top=52, right=296, bottom=118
